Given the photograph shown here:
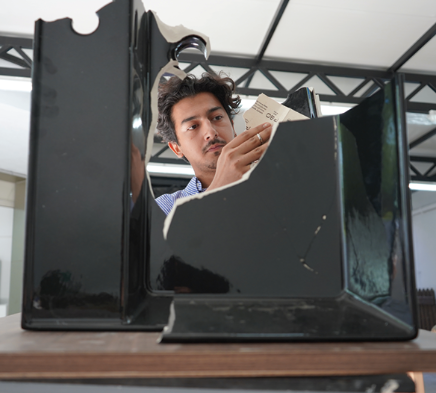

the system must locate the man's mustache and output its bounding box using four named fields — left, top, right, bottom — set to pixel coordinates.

left=203, top=138, right=227, bottom=153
